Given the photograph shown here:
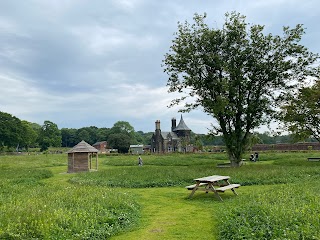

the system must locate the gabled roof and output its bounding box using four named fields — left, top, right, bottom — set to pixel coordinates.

left=67, top=140, right=99, bottom=153
left=161, top=131, right=180, bottom=140
left=93, top=141, right=107, bottom=146
left=173, top=115, right=191, bottom=131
